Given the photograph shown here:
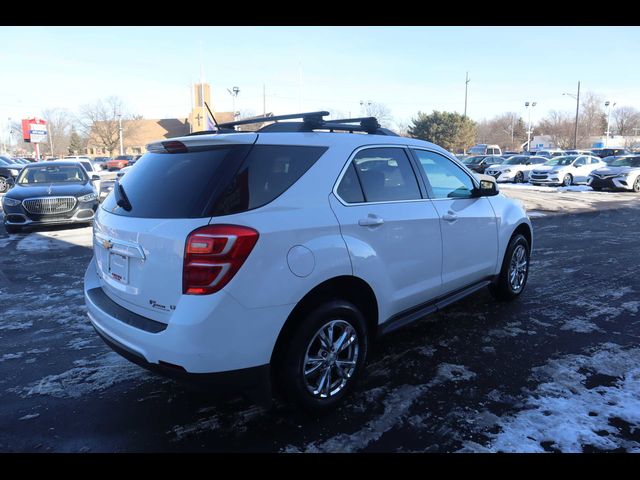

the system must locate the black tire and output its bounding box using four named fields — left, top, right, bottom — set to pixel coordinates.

left=592, top=186, right=603, bottom=191
left=633, top=177, right=640, bottom=193
left=4, top=224, right=21, bottom=234
left=514, top=171, right=524, bottom=183
left=0, top=176, right=9, bottom=194
left=277, top=300, right=369, bottom=413
left=562, top=174, right=573, bottom=187
left=489, top=233, right=530, bottom=301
